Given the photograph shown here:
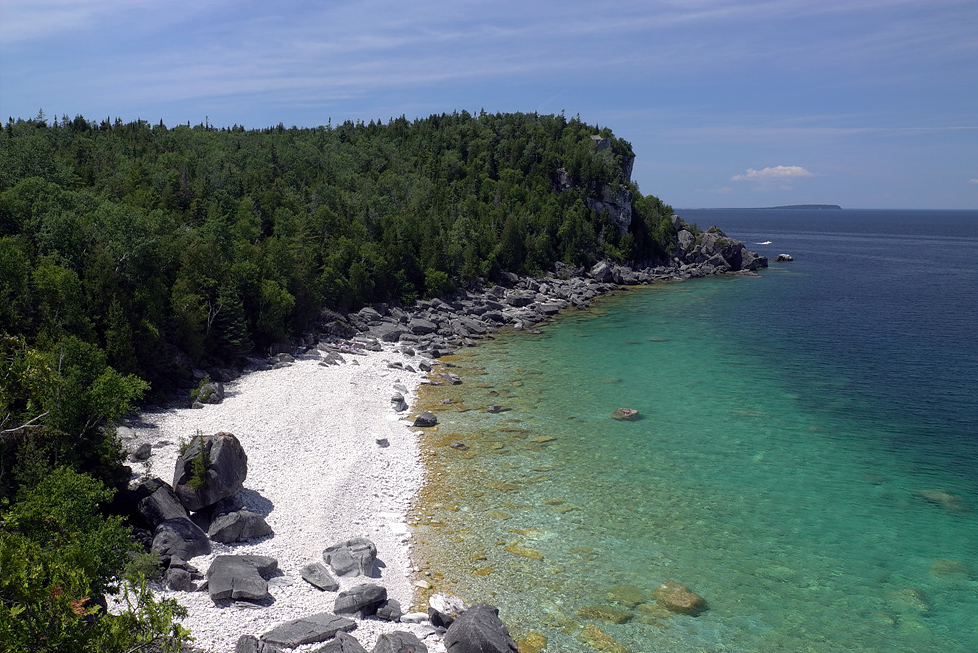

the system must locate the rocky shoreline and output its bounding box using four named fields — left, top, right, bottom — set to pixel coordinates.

left=315, top=223, right=766, bottom=364
left=111, top=225, right=764, bottom=652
